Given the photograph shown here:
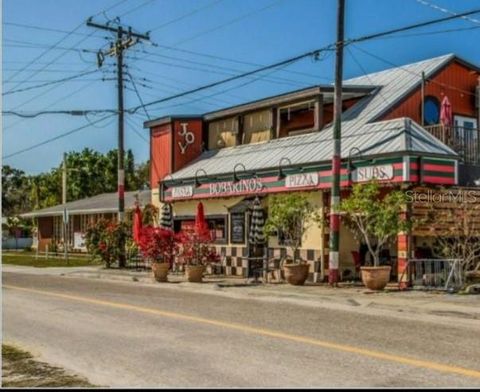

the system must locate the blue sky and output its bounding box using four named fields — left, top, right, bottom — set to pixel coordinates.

left=3, top=0, right=480, bottom=174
